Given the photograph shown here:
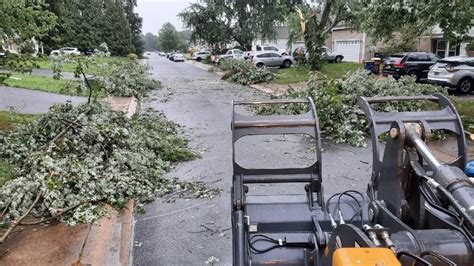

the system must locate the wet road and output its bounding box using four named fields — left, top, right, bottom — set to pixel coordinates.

left=131, top=54, right=372, bottom=265
left=0, top=86, right=86, bottom=114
